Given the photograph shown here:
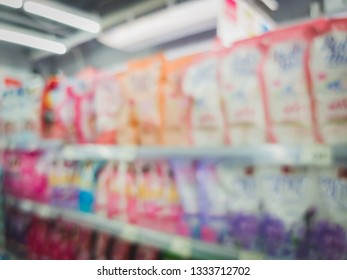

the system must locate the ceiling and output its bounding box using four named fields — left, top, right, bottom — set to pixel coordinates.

left=0, top=0, right=333, bottom=65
